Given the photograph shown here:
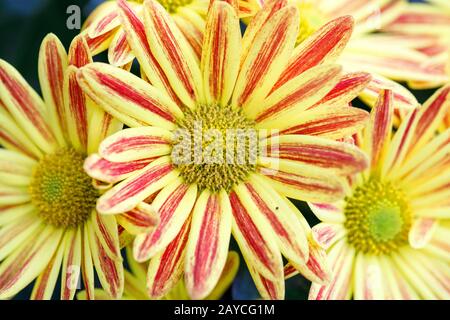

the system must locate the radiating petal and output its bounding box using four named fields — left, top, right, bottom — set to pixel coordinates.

left=99, top=127, right=173, bottom=162
left=353, top=253, right=384, bottom=300
left=409, top=218, right=438, bottom=249
left=229, top=188, right=283, bottom=281
left=146, top=218, right=191, bottom=299
left=232, top=5, right=298, bottom=112
left=38, top=33, right=68, bottom=146
left=117, top=202, right=159, bottom=235
left=31, top=242, right=64, bottom=300
left=0, top=60, right=56, bottom=153
left=97, top=156, right=179, bottom=214
left=254, top=64, right=342, bottom=125
left=108, top=28, right=135, bottom=67
left=117, top=0, right=181, bottom=104
left=274, top=16, right=354, bottom=89
left=365, top=90, right=394, bottom=172
left=0, top=225, right=63, bottom=299
left=77, top=62, right=183, bottom=129
left=143, top=0, right=202, bottom=109
left=185, top=189, right=232, bottom=299
left=84, top=154, right=153, bottom=184
left=263, top=134, right=368, bottom=175
left=257, top=159, right=346, bottom=203
left=309, top=240, right=355, bottom=300
left=277, top=105, right=369, bottom=140
left=239, top=174, right=309, bottom=266
left=60, top=228, right=82, bottom=300
left=201, top=1, right=241, bottom=106
left=86, top=217, right=123, bottom=299
left=133, top=178, right=197, bottom=261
